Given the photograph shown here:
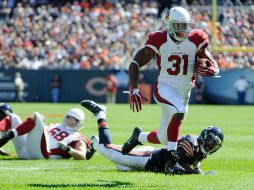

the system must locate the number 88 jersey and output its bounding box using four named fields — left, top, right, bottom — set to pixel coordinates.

left=145, top=29, right=208, bottom=89
left=48, top=124, right=82, bottom=152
